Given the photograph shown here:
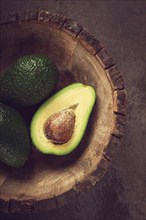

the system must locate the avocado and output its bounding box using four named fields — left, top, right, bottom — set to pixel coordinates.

left=30, top=83, right=96, bottom=155
left=0, top=55, right=58, bottom=106
left=0, top=103, right=31, bottom=167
